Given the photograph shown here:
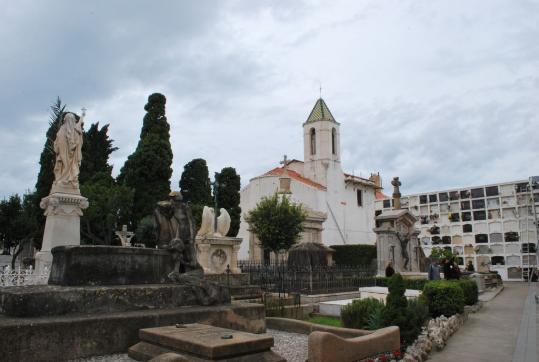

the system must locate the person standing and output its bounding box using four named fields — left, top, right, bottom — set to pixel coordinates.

left=385, top=261, right=395, bottom=277
left=428, top=259, right=441, bottom=280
